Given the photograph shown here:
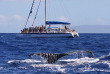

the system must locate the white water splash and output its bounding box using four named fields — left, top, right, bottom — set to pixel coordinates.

left=31, top=64, right=63, bottom=67
left=103, top=61, right=110, bottom=68
left=97, top=60, right=110, bottom=68
left=0, top=67, right=3, bottom=70
left=29, top=57, right=99, bottom=73
left=8, top=59, right=41, bottom=64
left=82, top=68, right=110, bottom=72
left=31, top=64, right=65, bottom=73
left=99, top=53, right=110, bottom=59
left=108, top=53, right=110, bottom=56
left=18, top=67, right=28, bottom=69
left=8, top=56, right=110, bottom=73
left=59, top=57, right=99, bottom=64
